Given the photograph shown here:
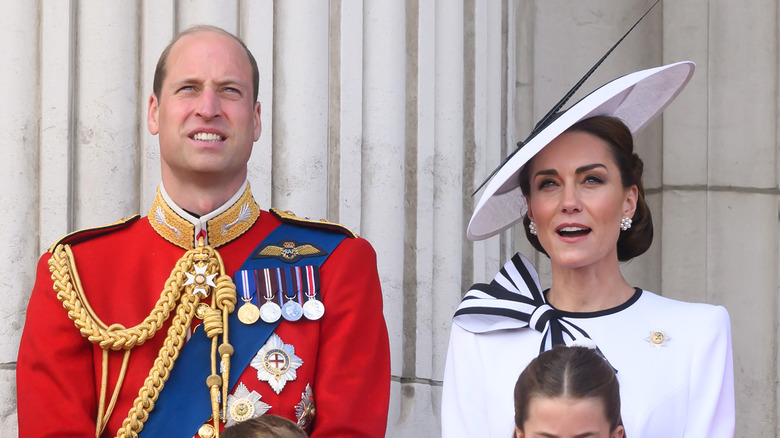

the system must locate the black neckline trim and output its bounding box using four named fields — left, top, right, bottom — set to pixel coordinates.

left=543, top=287, right=643, bottom=318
